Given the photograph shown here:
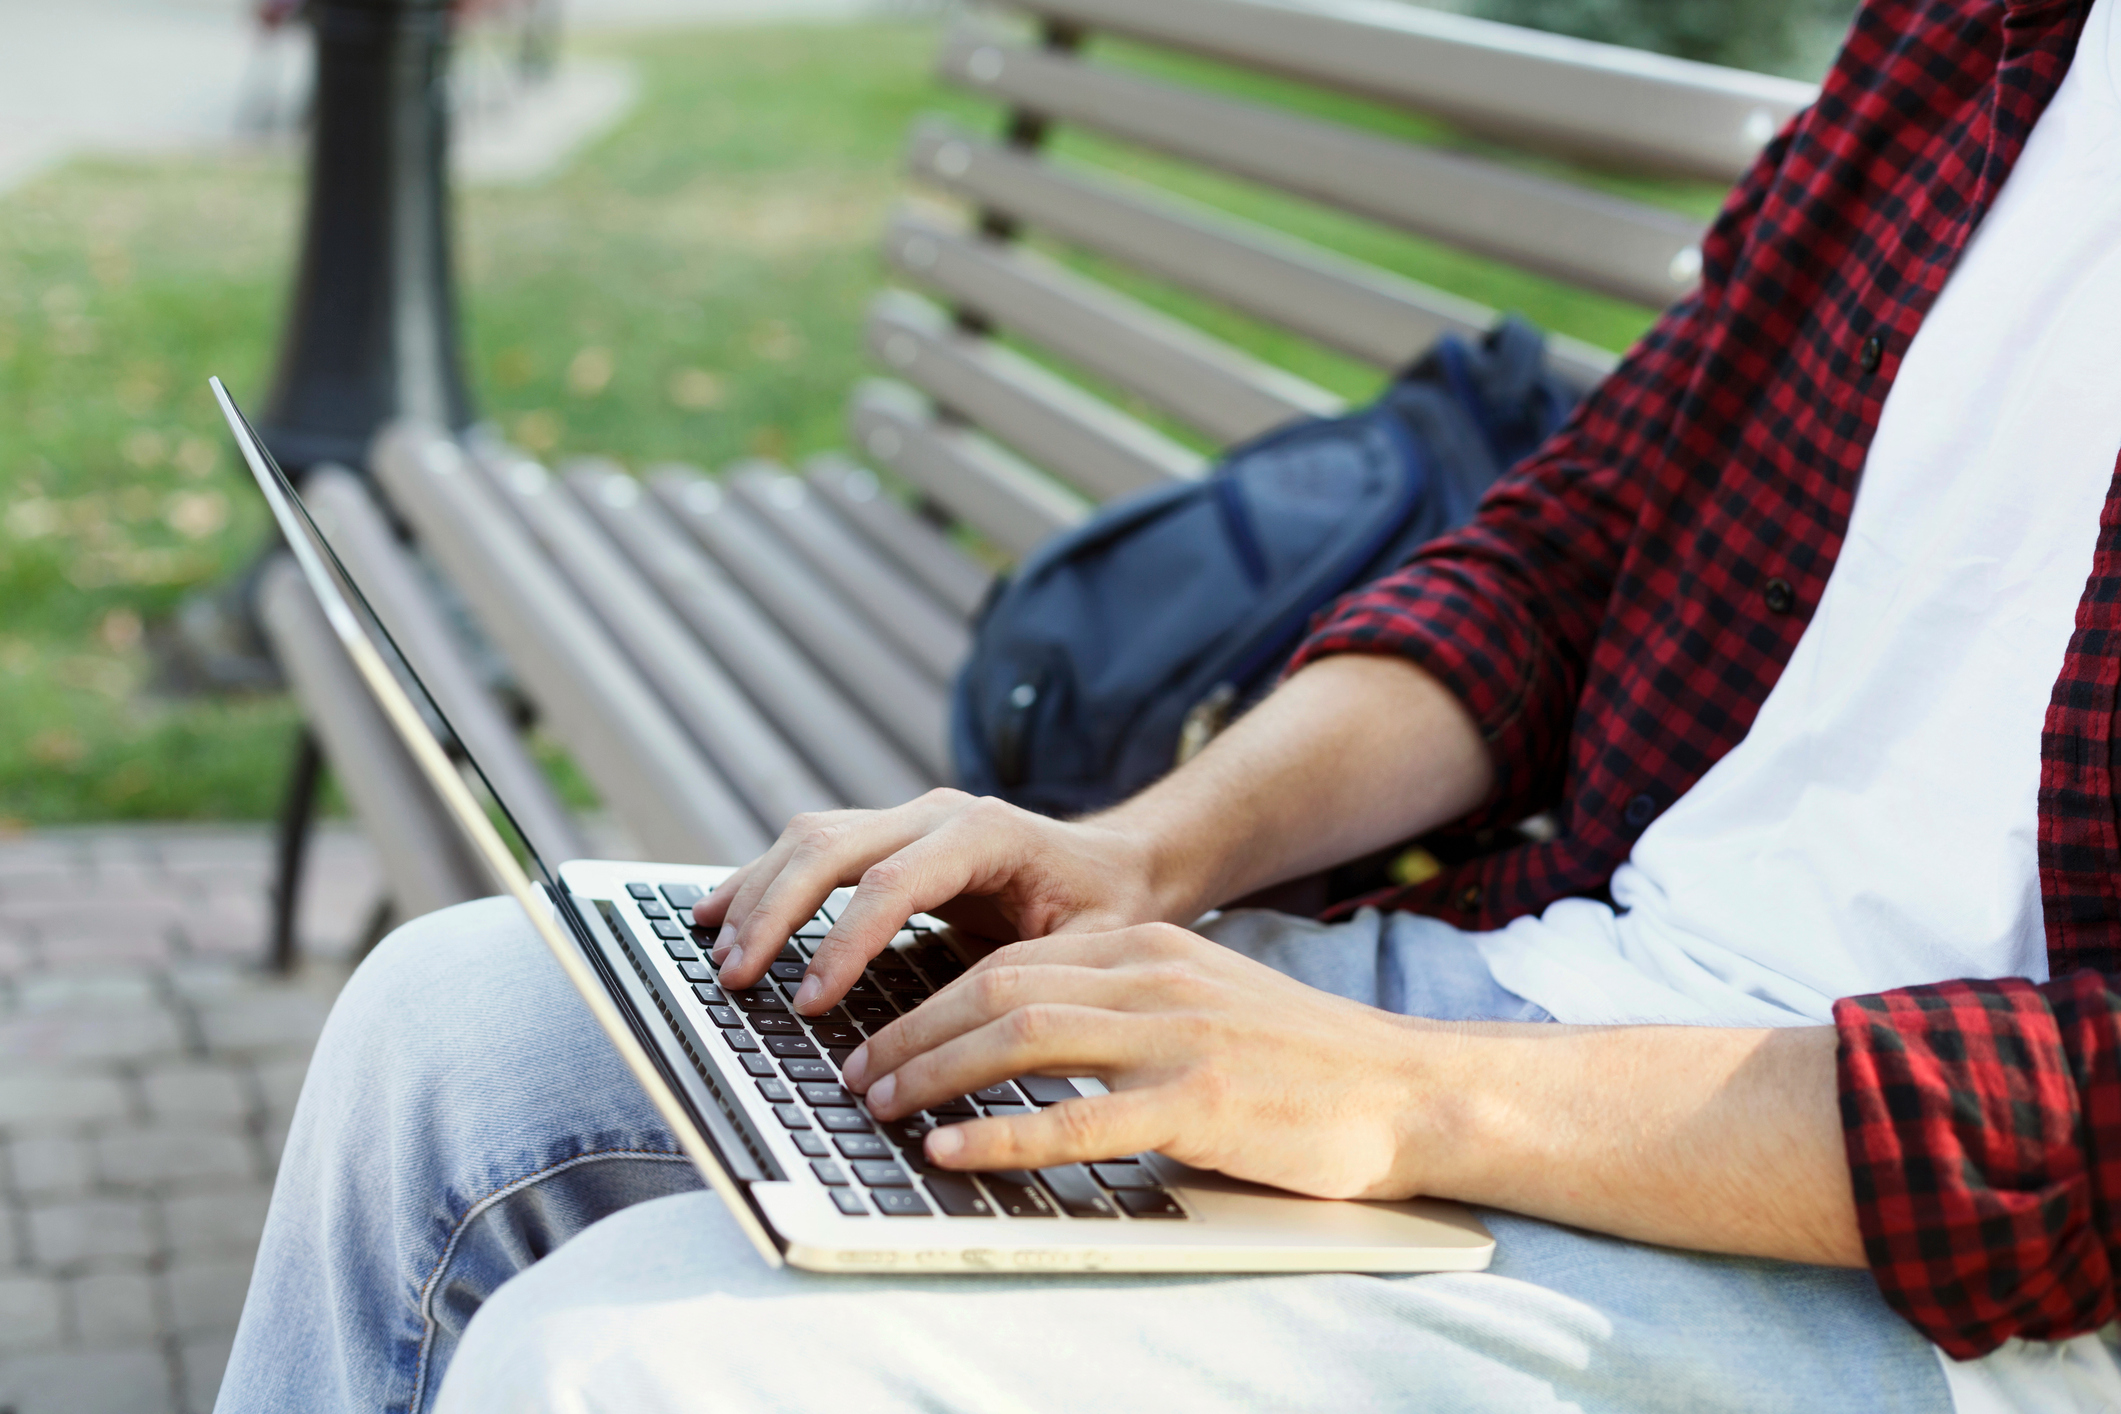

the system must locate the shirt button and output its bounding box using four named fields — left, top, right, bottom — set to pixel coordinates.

left=1457, top=884, right=1483, bottom=912
left=1857, top=333, right=1884, bottom=374
left=1763, top=578, right=1795, bottom=614
left=1624, top=793, right=1658, bottom=829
